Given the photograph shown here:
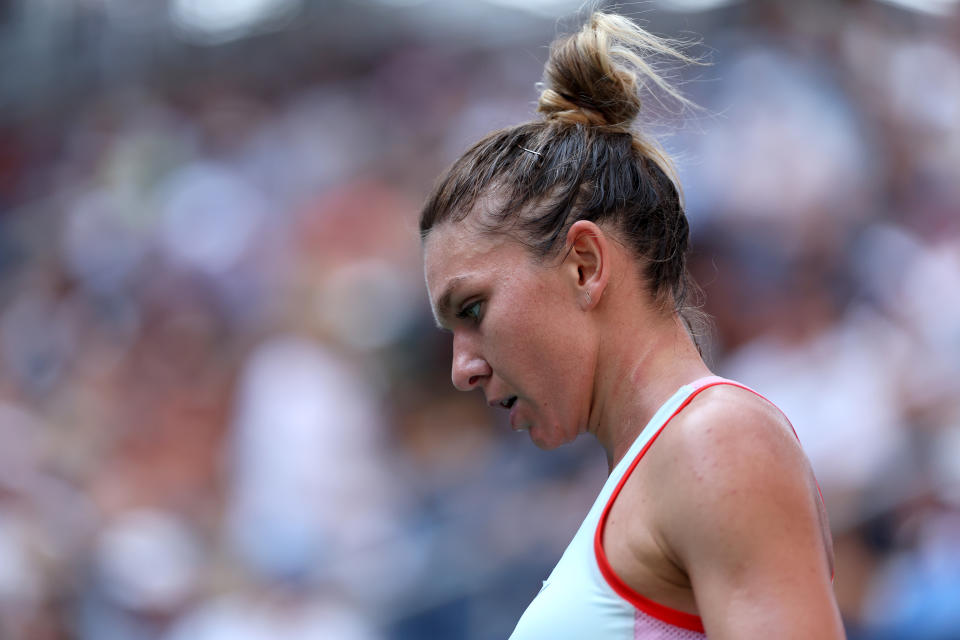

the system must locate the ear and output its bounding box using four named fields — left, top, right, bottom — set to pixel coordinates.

left=564, top=220, right=610, bottom=311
